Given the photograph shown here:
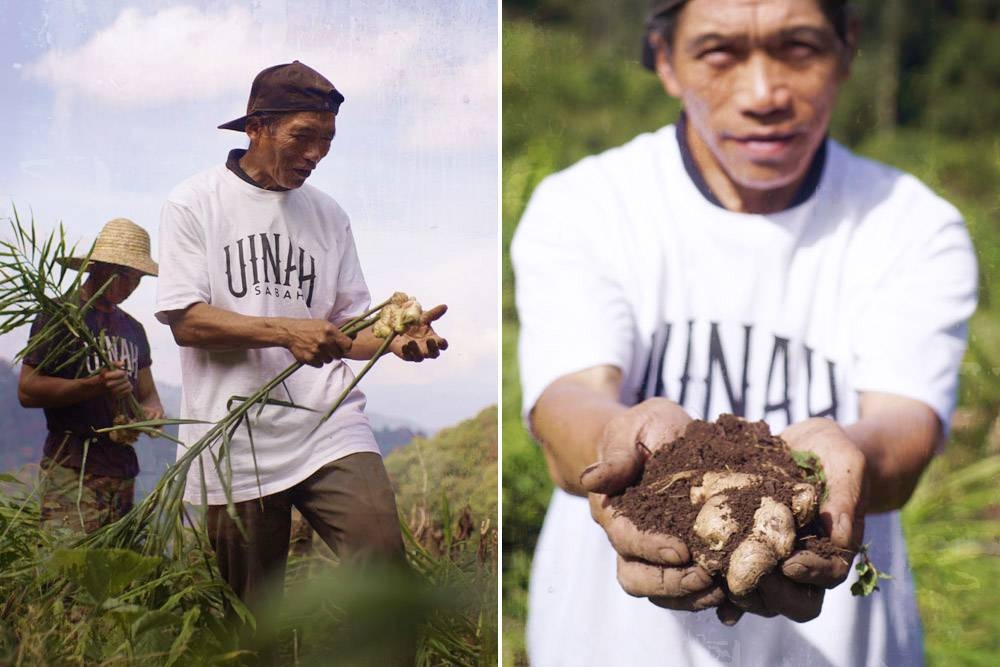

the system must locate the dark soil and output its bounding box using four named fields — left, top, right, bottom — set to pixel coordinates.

left=610, top=414, right=828, bottom=575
